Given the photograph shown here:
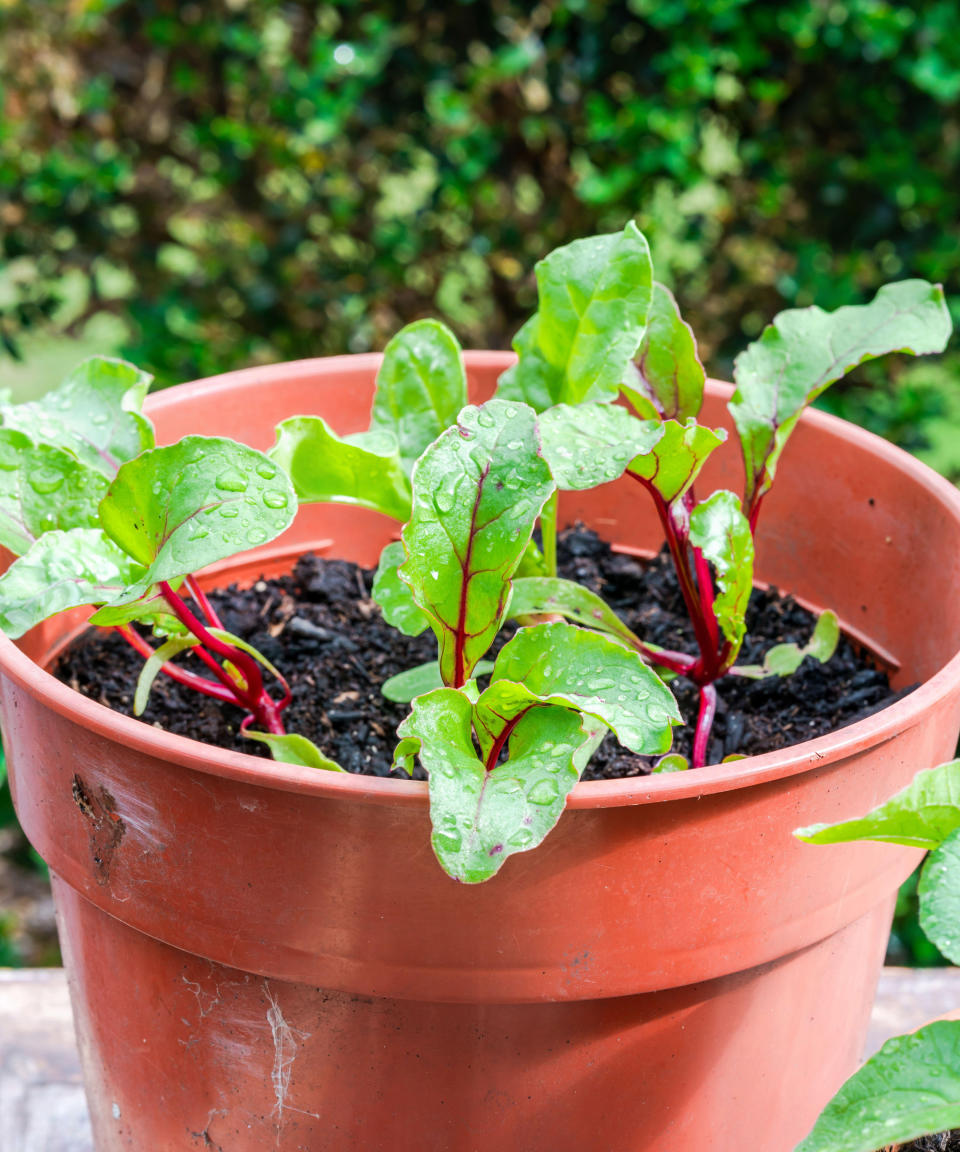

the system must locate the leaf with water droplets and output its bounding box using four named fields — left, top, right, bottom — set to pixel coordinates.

left=626, top=418, right=726, bottom=505
left=688, top=490, right=754, bottom=663
left=918, top=825, right=960, bottom=965
left=488, top=622, right=680, bottom=755
left=0, top=356, right=154, bottom=476
left=538, top=403, right=663, bottom=490
left=371, top=541, right=430, bottom=637
left=400, top=399, right=555, bottom=687
left=243, top=731, right=346, bottom=772
left=0, top=527, right=147, bottom=638
left=97, top=436, right=296, bottom=604
left=731, top=280, right=952, bottom=516
left=623, top=281, right=705, bottom=422
left=270, top=415, right=411, bottom=520
left=370, top=319, right=468, bottom=476
left=794, top=759, right=960, bottom=849
left=794, top=1020, right=960, bottom=1152
left=497, top=223, right=654, bottom=411
left=0, top=429, right=109, bottom=555
left=393, top=686, right=593, bottom=883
